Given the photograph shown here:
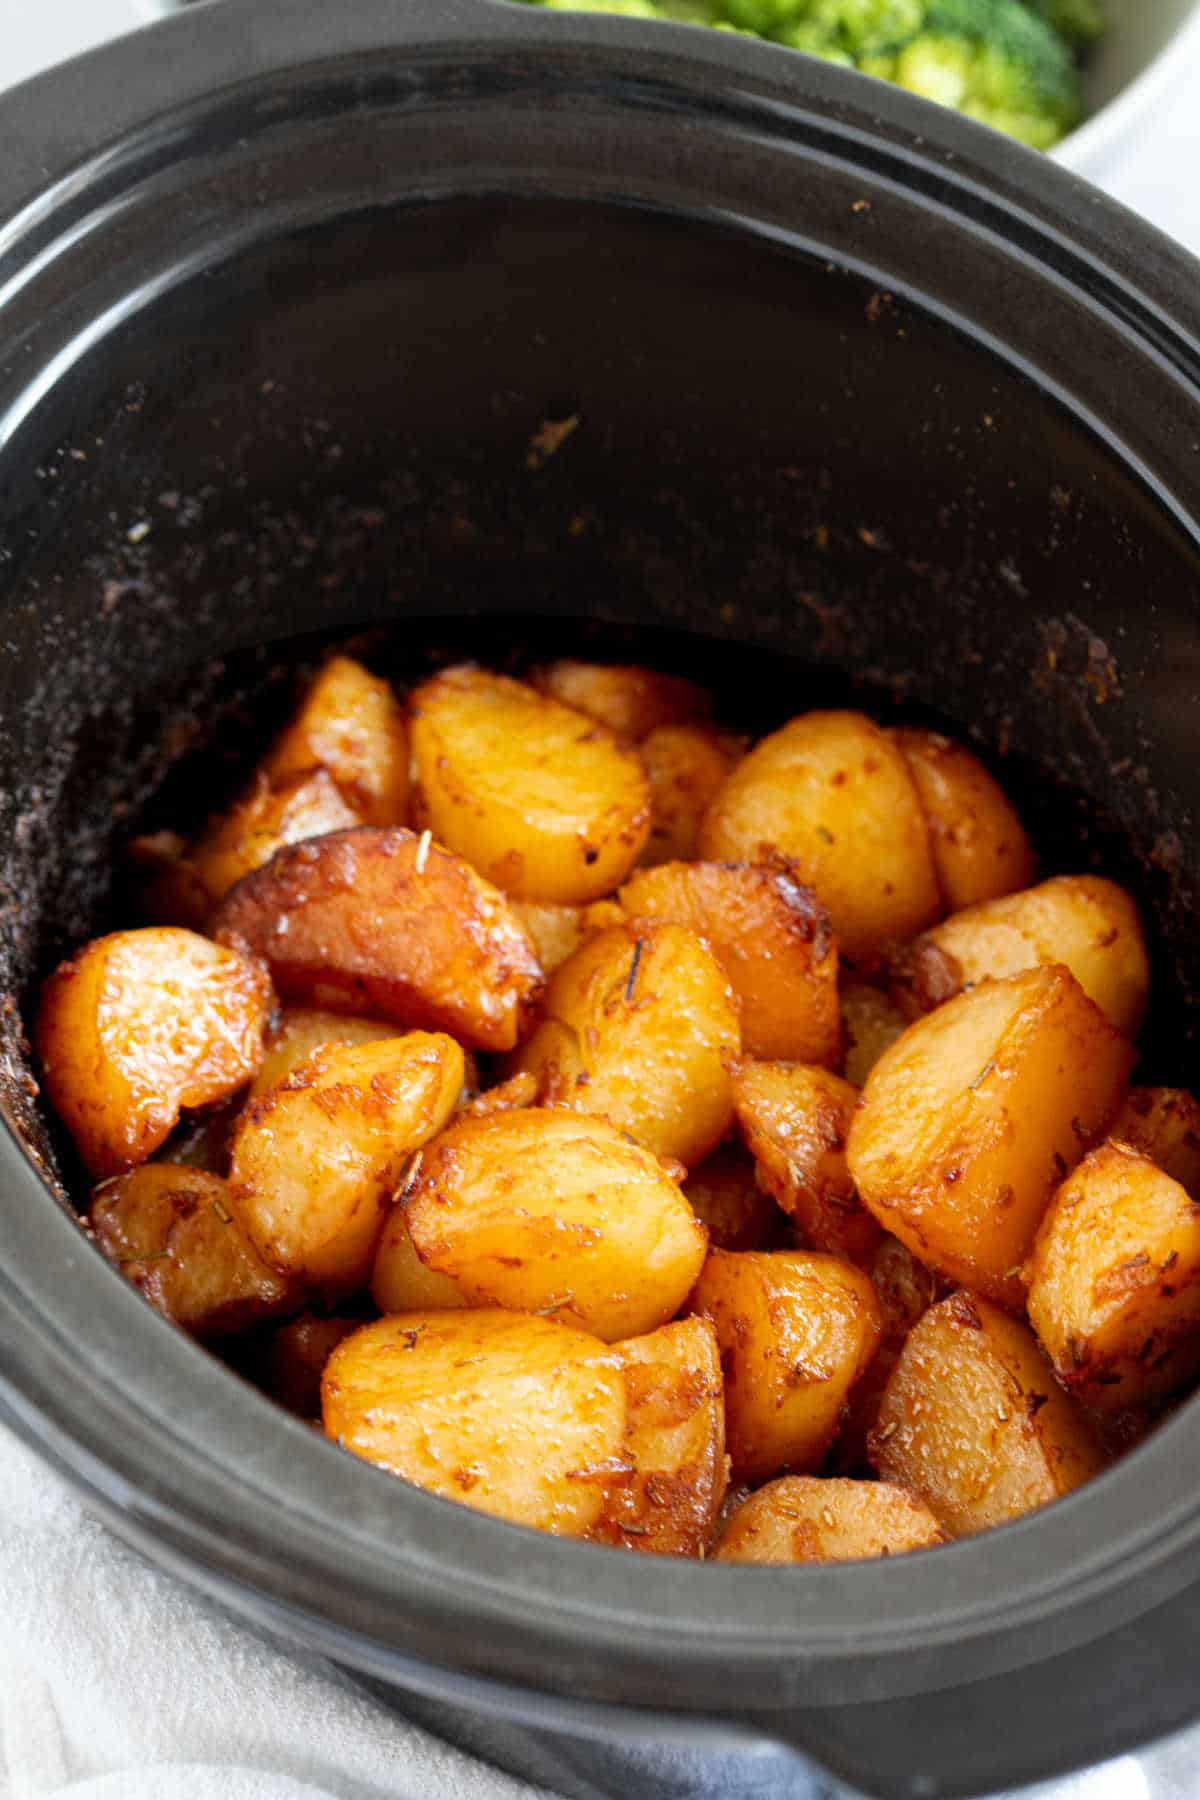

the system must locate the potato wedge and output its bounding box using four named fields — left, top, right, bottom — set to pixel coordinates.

left=594, top=1318, right=727, bottom=1556
left=689, top=1249, right=881, bottom=1483
left=262, top=654, right=409, bottom=826
left=683, top=1146, right=780, bottom=1252
left=213, top=826, right=542, bottom=1052
left=847, top=966, right=1133, bottom=1308
left=529, top=660, right=711, bottom=742
left=229, top=1032, right=464, bottom=1292
left=714, top=1476, right=945, bottom=1564
left=893, top=875, right=1149, bottom=1039
left=36, top=928, right=273, bottom=1179
left=251, top=1007, right=404, bottom=1101
left=639, top=725, right=742, bottom=866
left=186, top=769, right=363, bottom=914
left=409, top=665, right=651, bottom=902
left=406, top=1108, right=707, bottom=1340
left=322, top=1309, right=626, bottom=1535
left=90, top=1165, right=300, bottom=1337
left=1111, top=1087, right=1200, bottom=1198
left=891, top=727, right=1036, bottom=912
left=840, top=978, right=910, bottom=1089
left=732, top=1062, right=879, bottom=1264
left=699, top=710, right=940, bottom=964
left=871, top=1292, right=1105, bottom=1536
left=1027, top=1143, right=1200, bottom=1411
left=512, top=921, right=739, bottom=1168
left=619, top=860, right=841, bottom=1066
left=260, top=1313, right=361, bottom=1418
